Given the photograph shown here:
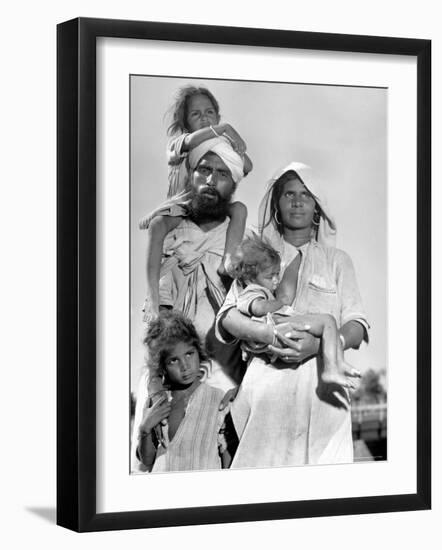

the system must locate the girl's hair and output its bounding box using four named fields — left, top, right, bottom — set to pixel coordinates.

left=167, top=85, right=220, bottom=136
left=144, top=310, right=208, bottom=379
left=231, top=234, right=281, bottom=283
left=263, top=170, right=321, bottom=236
